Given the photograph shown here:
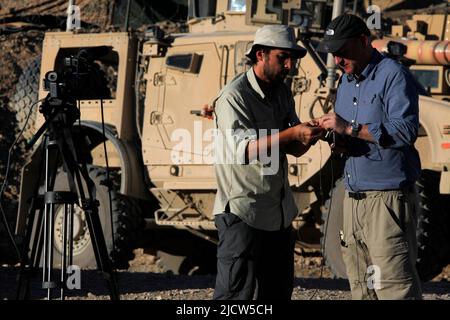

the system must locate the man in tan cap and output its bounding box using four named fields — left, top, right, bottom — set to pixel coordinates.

left=212, top=25, right=325, bottom=300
